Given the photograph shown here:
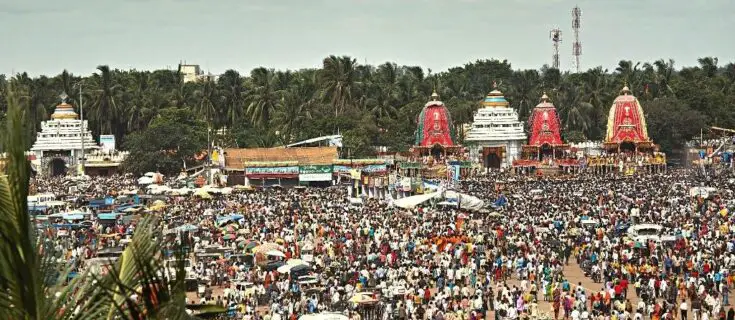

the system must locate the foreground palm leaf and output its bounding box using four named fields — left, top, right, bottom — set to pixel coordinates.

left=0, top=85, right=218, bottom=319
